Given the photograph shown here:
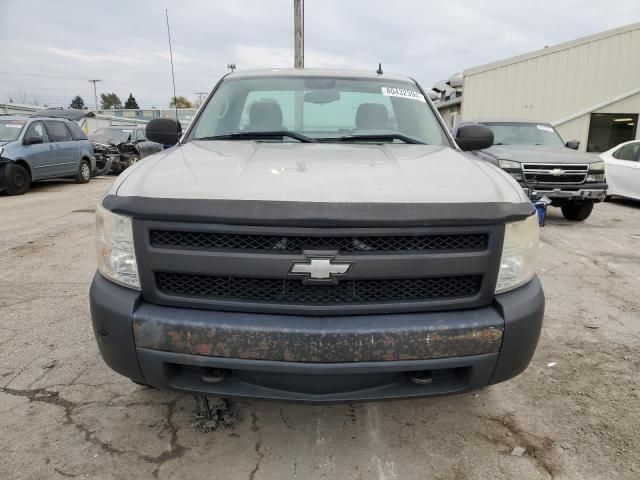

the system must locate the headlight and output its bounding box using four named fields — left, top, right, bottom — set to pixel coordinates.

left=96, top=204, right=140, bottom=289
left=496, top=214, right=539, bottom=294
left=589, top=161, right=605, bottom=171
left=586, top=173, right=605, bottom=182
left=498, top=159, right=521, bottom=170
